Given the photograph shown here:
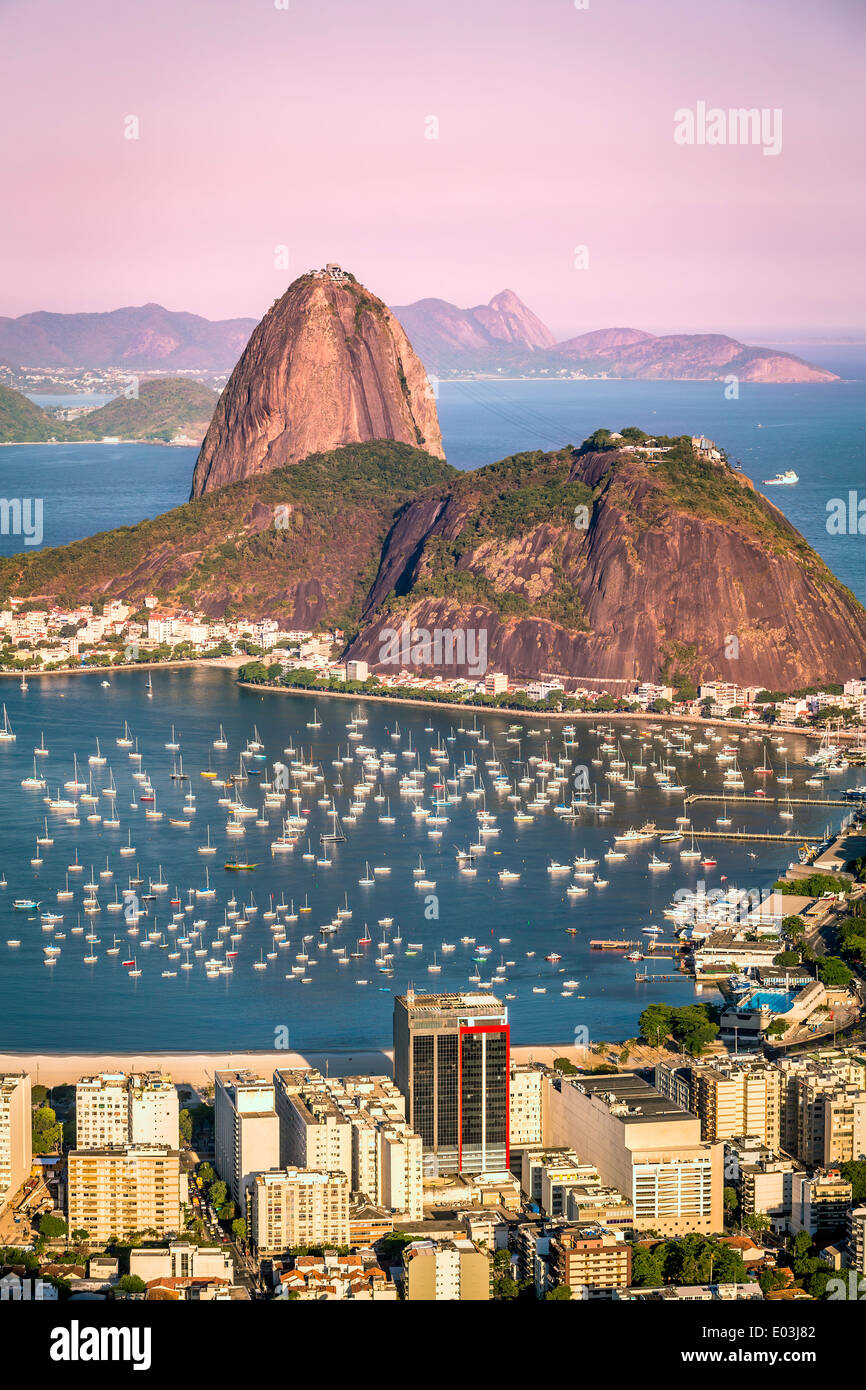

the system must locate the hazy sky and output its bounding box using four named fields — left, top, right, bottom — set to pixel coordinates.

left=1, top=0, right=863, bottom=339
